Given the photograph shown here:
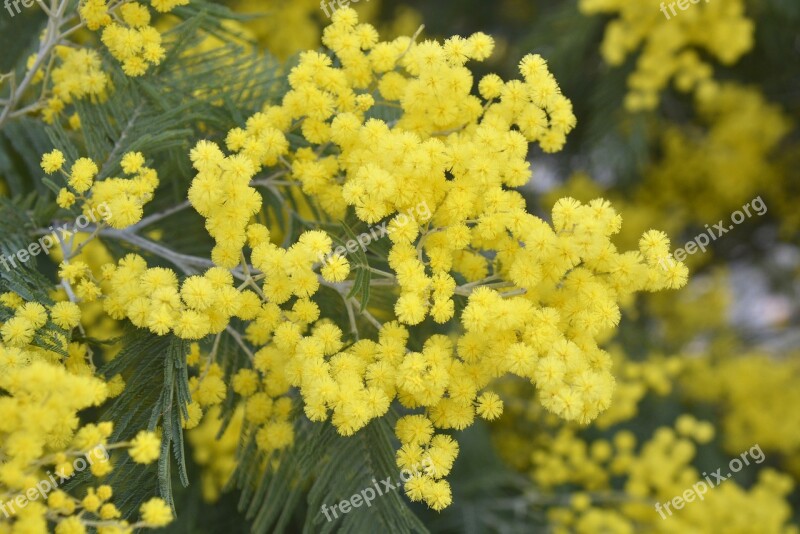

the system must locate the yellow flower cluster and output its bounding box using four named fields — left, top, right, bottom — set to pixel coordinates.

left=456, top=202, right=686, bottom=426
left=54, top=236, right=130, bottom=362
left=103, top=256, right=245, bottom=339
left=529, top=422, right=795, bottom=533
left=98, top=230, right=332, bottom=453
left=52, top=482, right=172, bottom=530
left=395, top=415, right=457, bottom=510
left=317, top=11, right=575, bottom=147
left=7, top=0, right=795, bottom=526
left=579, top=0, right=753, bottom=110
left=37, top=47, right=108, bottom=123
left=186, top=341, right=298, bottom=462
left=1, top=299, right=58, bottom=349
left=0, top=290, right=110, bottom=378
left=30, top=8, right=685, bottom=515
left=490, top=331, right=800, bottom=533
left=60, top=259, right=106, bottom=308
left=682, top=352, right=800, bottom=466
left=529, top=420, right=710, bottom=493
left=0, top=354, right=109, bottom=471
left=0, top=321, right=165, bottom=532
left=52, top=495, right=175, bottom=532
left=241, top=374, right=295, bottom=456
left=80, top=0, right=188, bottom=76
left=188, top=139, right=276, bottom=268
left=158, top=9, right=687, bottom=511
left=0, top=352, right=146, bottom=532
left=644, top=83, right=792, bottom=224
left=42, top=149, right=158, bottom=230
